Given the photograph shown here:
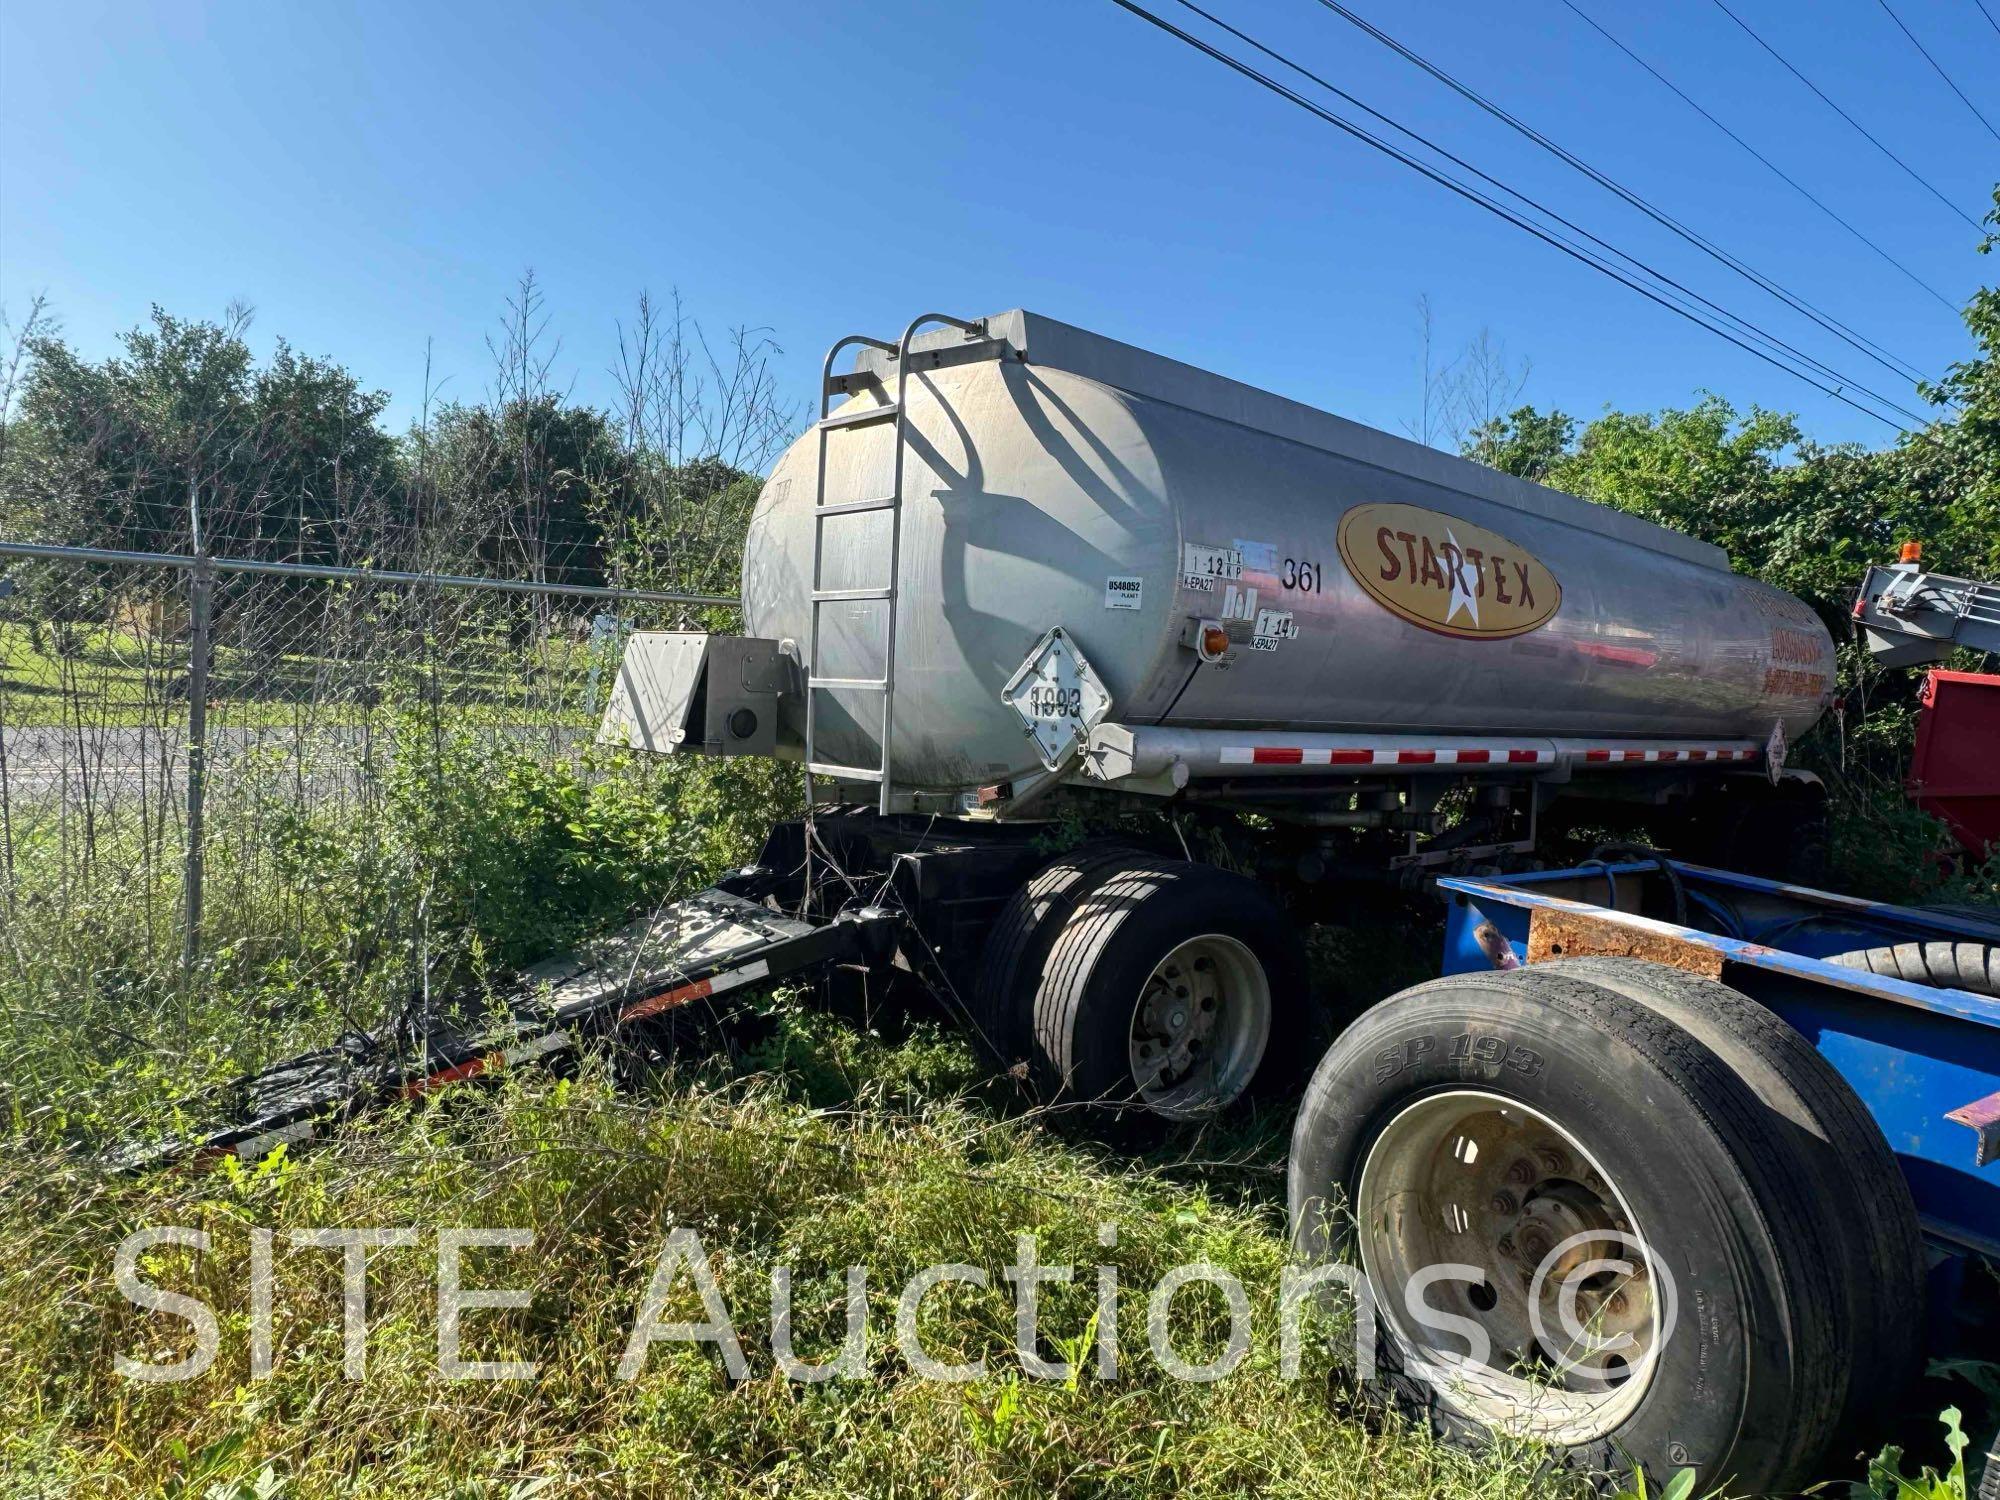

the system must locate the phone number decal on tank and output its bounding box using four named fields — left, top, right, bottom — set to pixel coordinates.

left=1335, top=501, right=1563, bottom=641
